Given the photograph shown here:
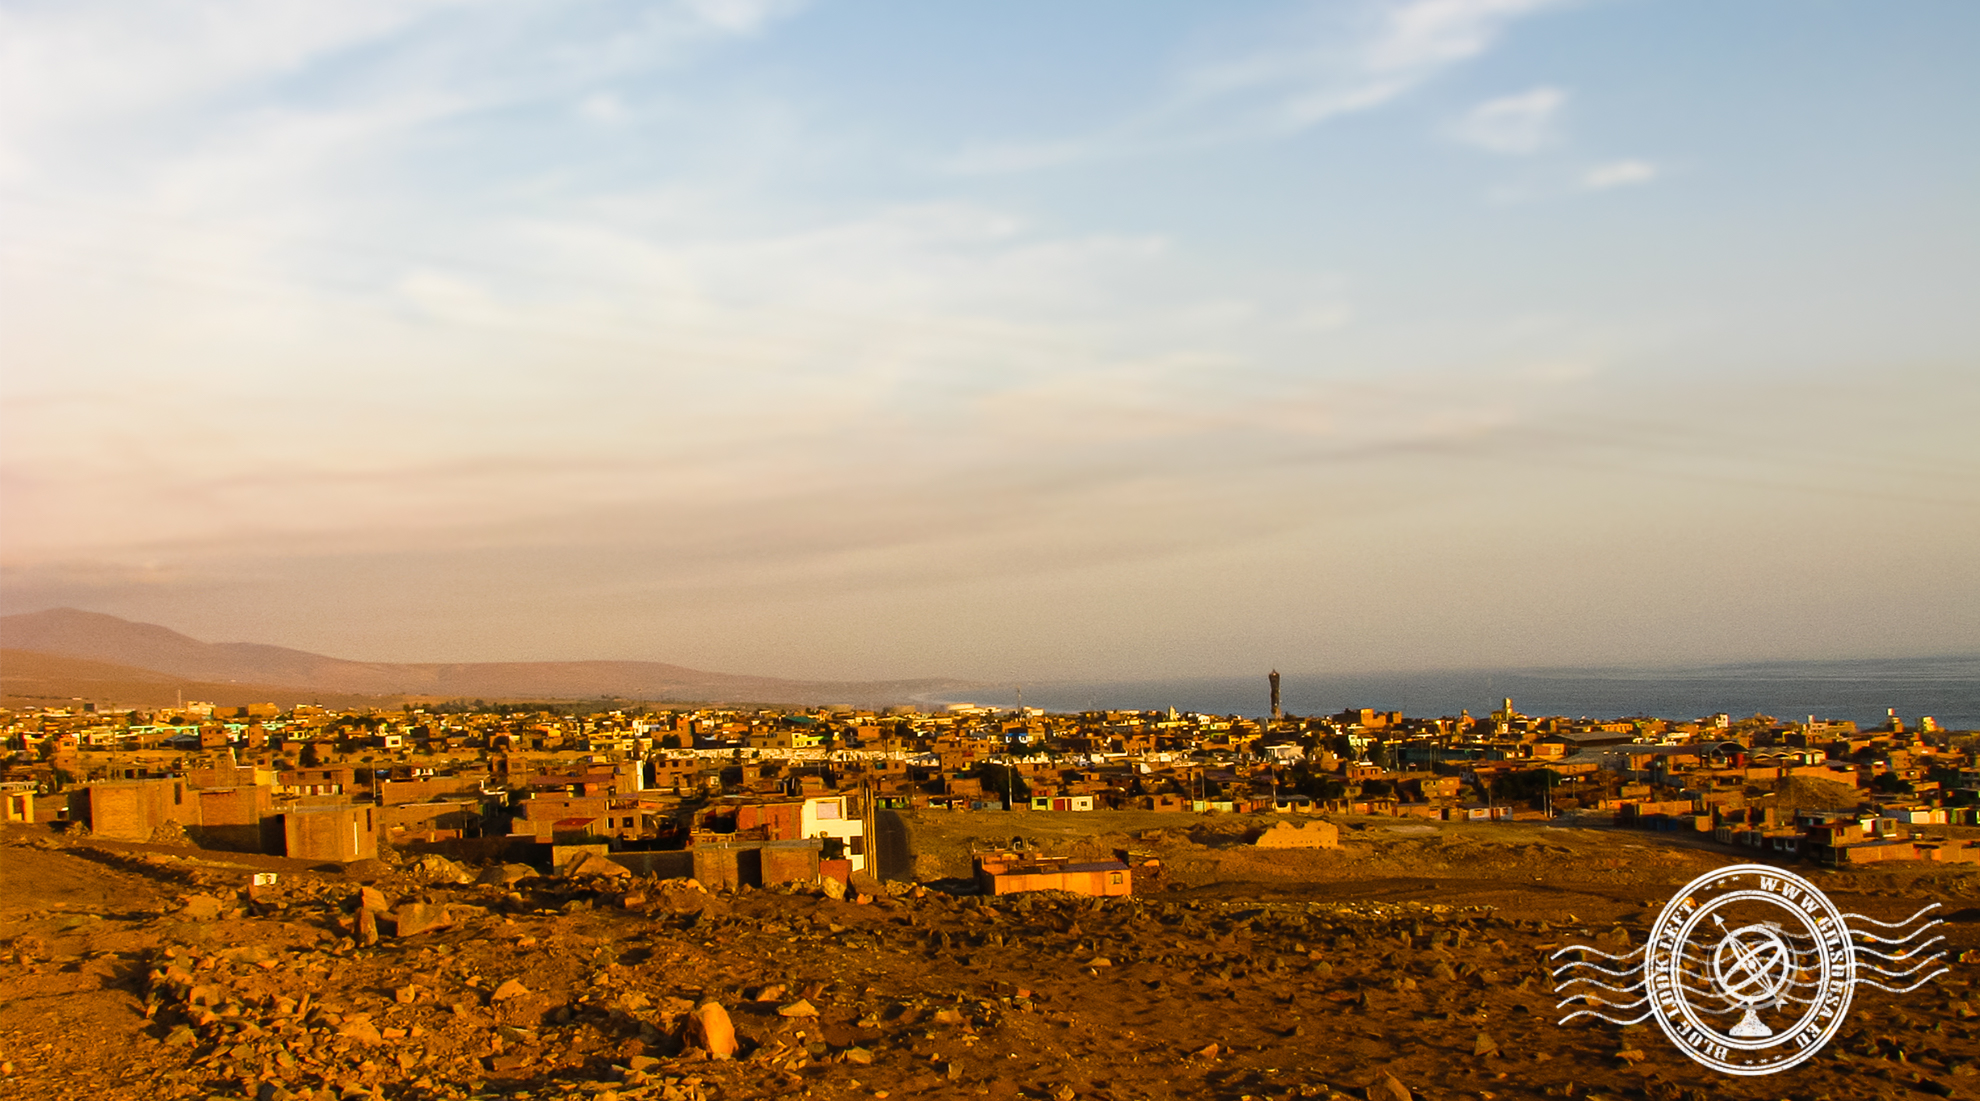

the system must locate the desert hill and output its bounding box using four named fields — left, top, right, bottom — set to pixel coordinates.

left=0, top=608, right=958, bottom=707
left=0, top=649, right=417, bottom=711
